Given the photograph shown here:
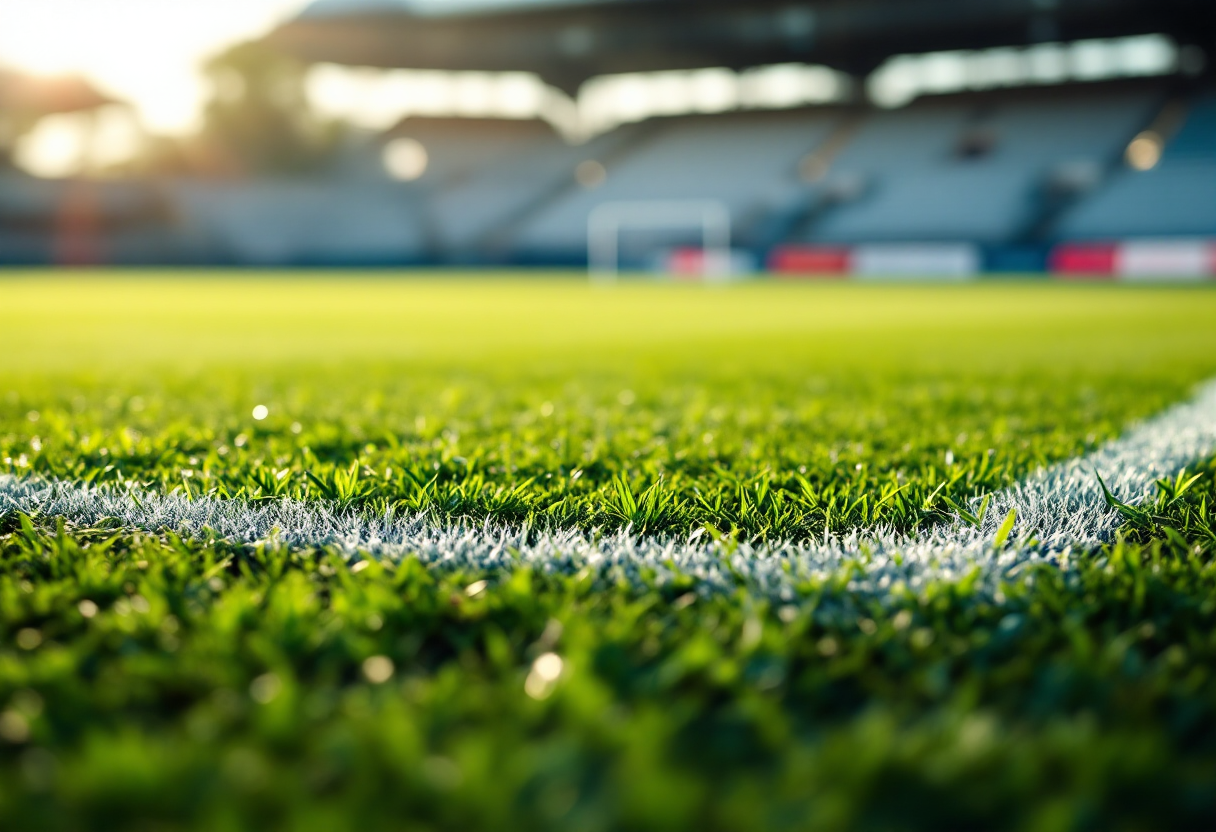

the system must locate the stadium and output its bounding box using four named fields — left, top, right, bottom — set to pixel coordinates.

left=2, top=1, right=1216, bottom=830
left=1, top=0, right=1213, bottom=273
